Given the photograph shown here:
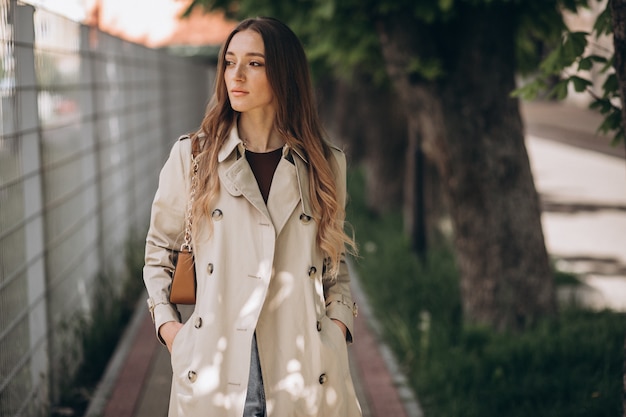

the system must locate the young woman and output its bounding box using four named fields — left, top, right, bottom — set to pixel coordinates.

left=143, top=17, right=361, bottom=417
